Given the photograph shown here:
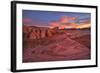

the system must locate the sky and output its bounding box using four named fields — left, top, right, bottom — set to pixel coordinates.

left=23, top=10, right=91, bottom=27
